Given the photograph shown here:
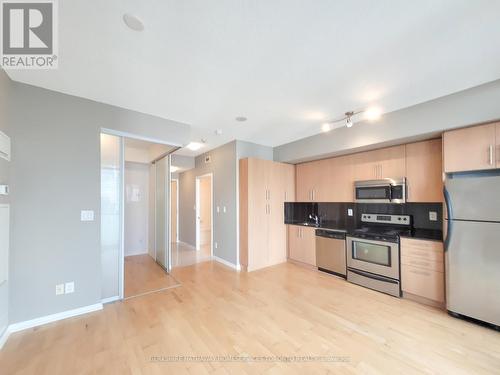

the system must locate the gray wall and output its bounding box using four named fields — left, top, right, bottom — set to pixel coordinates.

left=8, top=80, right=190, bottom=323
left=178, top=140, right=272, bottom=266
left=0, top=70, right=11, bottom=335
left=274, top=79, right=500, bottom=163
left=178, top=141, right=237, bottom=264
